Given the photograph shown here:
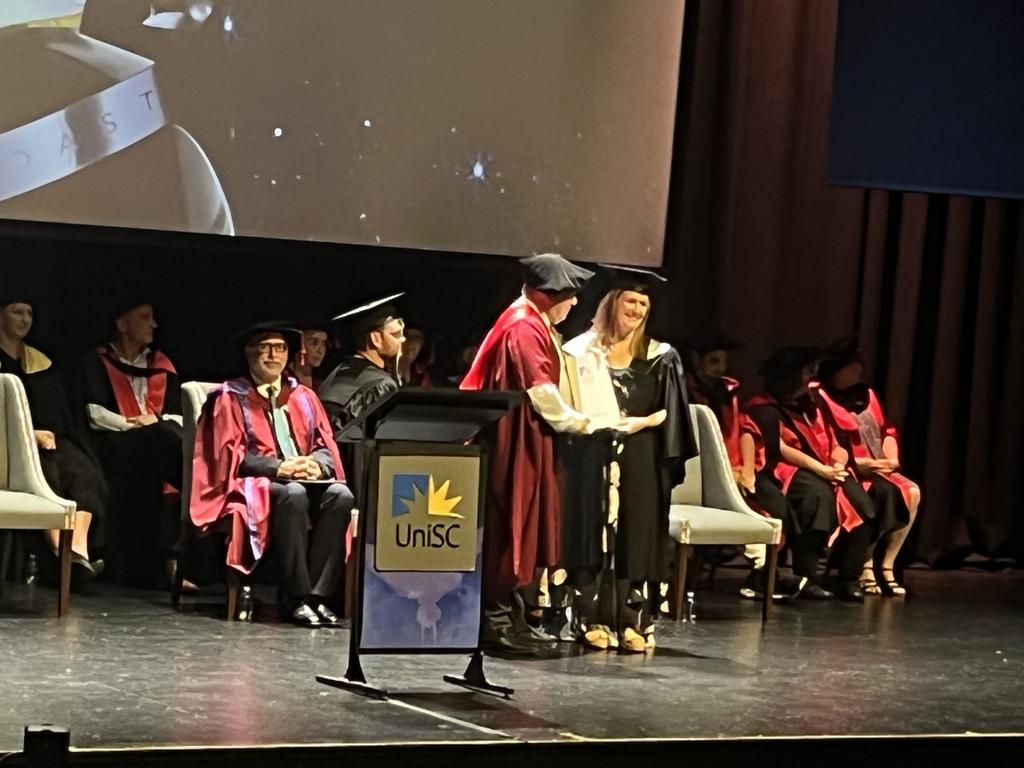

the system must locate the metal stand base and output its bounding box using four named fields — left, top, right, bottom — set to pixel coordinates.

left=443, top=651, right=514, bottom=699
left=316, top=674, right=389, bottom=701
